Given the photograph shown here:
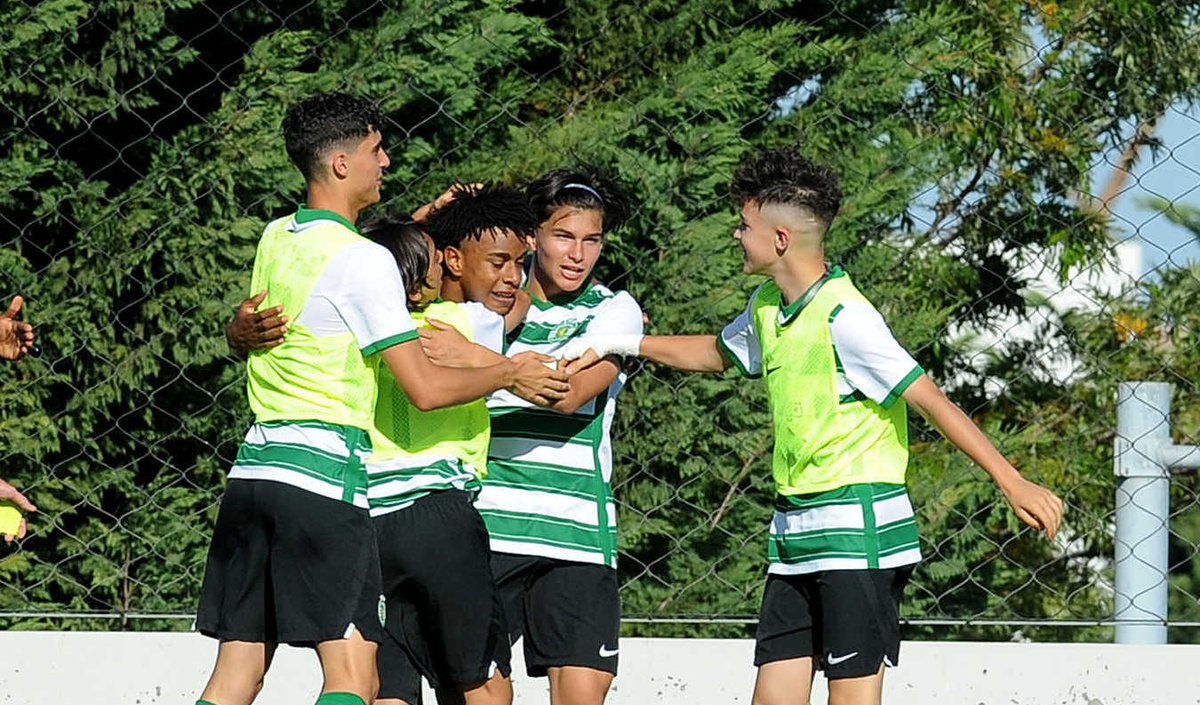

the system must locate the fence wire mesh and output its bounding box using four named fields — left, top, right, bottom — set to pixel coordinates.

left=1, top=0, right=1199, bottom=641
